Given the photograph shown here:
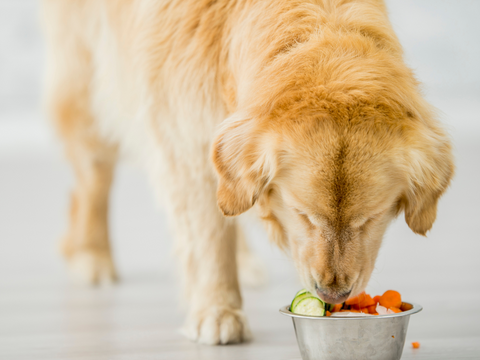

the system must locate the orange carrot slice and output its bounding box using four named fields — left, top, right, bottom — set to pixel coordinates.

left=358, top=294, right=376, bottom=308
left=412, top=342, right=420, bottom=349
left=332, top=304, right=343, bottom=312
left=326, top=311, right=331, bottom=317
left=373, top=295, right=381, bottom=304
left=367, top=305, right=377, bottom=314
left=379, top=290, right=402, bottom=309
left=345, top=291, right=366, bottom=306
